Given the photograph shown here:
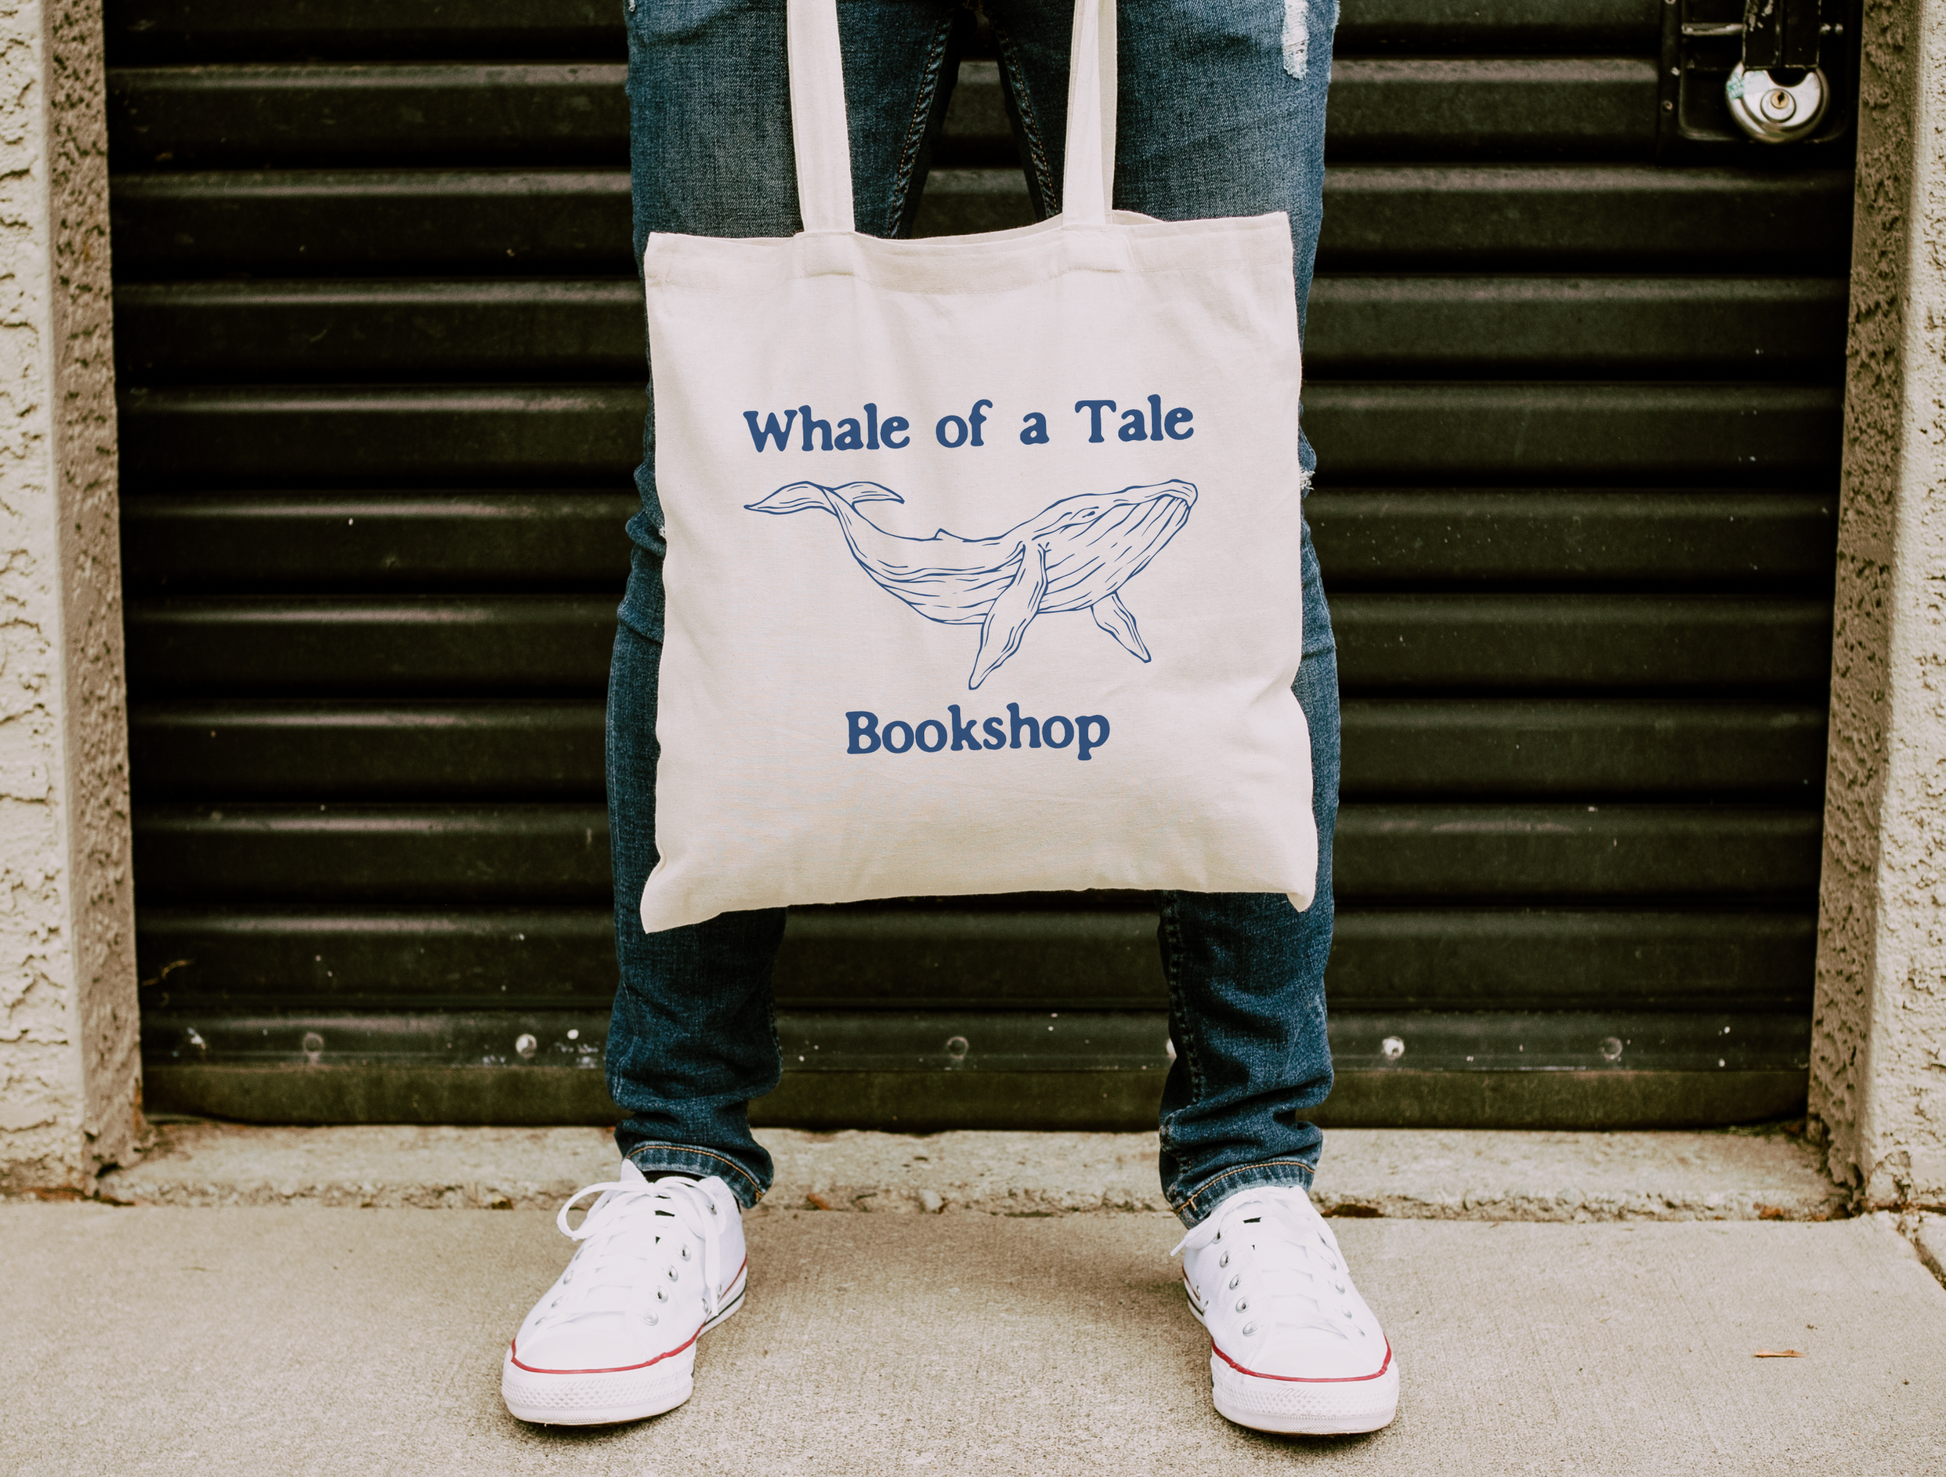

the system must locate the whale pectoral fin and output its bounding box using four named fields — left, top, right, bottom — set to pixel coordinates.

left=1091, top=591, right=1152, bottom=663
left=969, top=542, right=1049, bottom=690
